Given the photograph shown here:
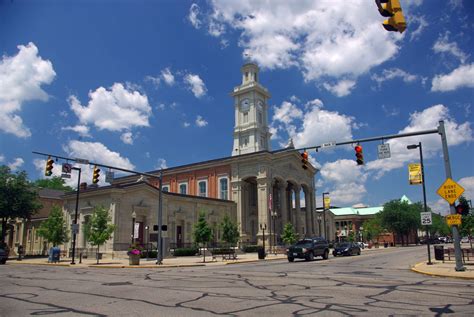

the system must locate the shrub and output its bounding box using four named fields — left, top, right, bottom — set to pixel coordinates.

left=140, top=250, right=157, bottom=258
left=211, top=248, right=234, bottom=255
left=173, top=248, right=198, bottom=256
left=242, top=245, right=259, bottom=253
